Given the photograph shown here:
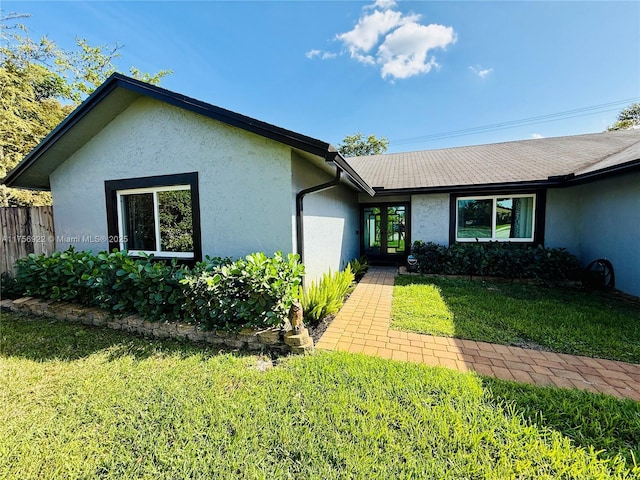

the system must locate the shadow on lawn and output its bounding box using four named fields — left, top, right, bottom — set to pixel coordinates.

left=481, top=376, right=640, bottom=465
left=0, top=313, right=256, bottom=363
